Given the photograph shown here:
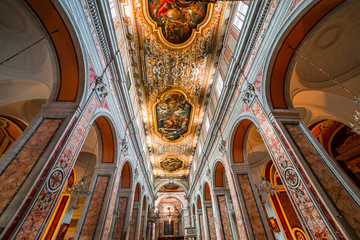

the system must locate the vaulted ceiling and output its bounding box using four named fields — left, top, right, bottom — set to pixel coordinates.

left=127, top=0, right=231, bottom=178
